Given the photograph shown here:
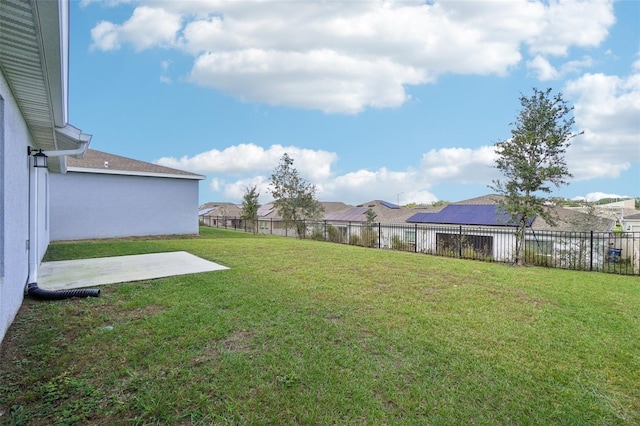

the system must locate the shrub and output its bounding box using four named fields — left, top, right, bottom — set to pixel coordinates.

left=359, top=227, right=378, bottom=248
left=391, top=235, right=413, bottom=252
left=310, top=228, right=325, bottom=241
left=327, top=225, right=346, bottom=243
